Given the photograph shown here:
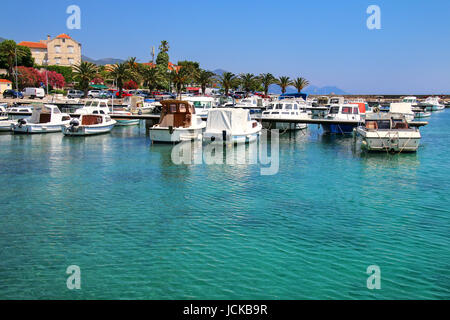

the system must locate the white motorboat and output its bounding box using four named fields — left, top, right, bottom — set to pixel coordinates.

left=389, top=102, right=415, bottom=122
left=261, top=99, right=309, bottom=130
left=183, top=96, right=217, bottom=117
left=0, top=104, right=8, bottom=121
left=356, top=113, right=421, bottom=152
left=12, top=104, right=71, bottom=134
left=402, top=96, right=419, bottom=107
left=76, top=99, right=139, bottom=126
left=234, top=96, right=267, bottom=110
left=0, top=105, right=33, bottom=131
left=124, top=96, right=158, bottom=114
left=203, top=108, right=262, bottom=144
left=420, top=97, right=445, bottom=111
left=149, top=100, right=206, bottom=143
left=322, top=102, right=365, bottom=134
left=62, top=114, right=116, bottom=136
left=75, top=99, right=110, bottom=115
left=413, top=107, right=431, bottom=119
